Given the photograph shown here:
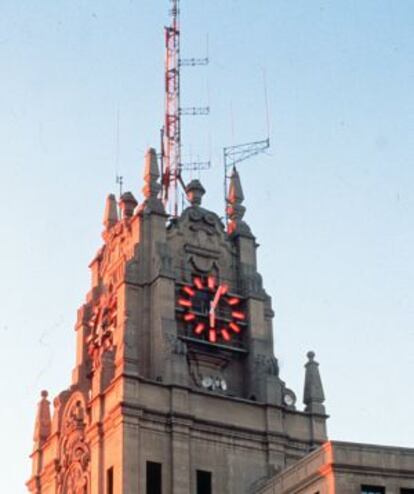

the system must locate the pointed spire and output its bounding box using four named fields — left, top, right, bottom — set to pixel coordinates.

left=103, top=194, right=118, bottom=229
left=303, top=351, right=326, bottom=414
left=186, top=179, right=205, bottom=206
left=228, top=166, right=244, bottom=204
left=119, top=191, right=138, bottom=219
left=142, top=148, right=161, bottom=199
left=226, top=167, right=251, bottom=236
left=33, top=390, right=52, bottom=448
left=141, top=148, right=164, bottom=213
